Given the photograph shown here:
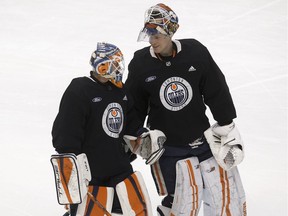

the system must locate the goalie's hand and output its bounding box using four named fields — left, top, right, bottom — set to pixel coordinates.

left=123, top=128, right=166, bottom=165
left=204, top=122, right=244, bottom=170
